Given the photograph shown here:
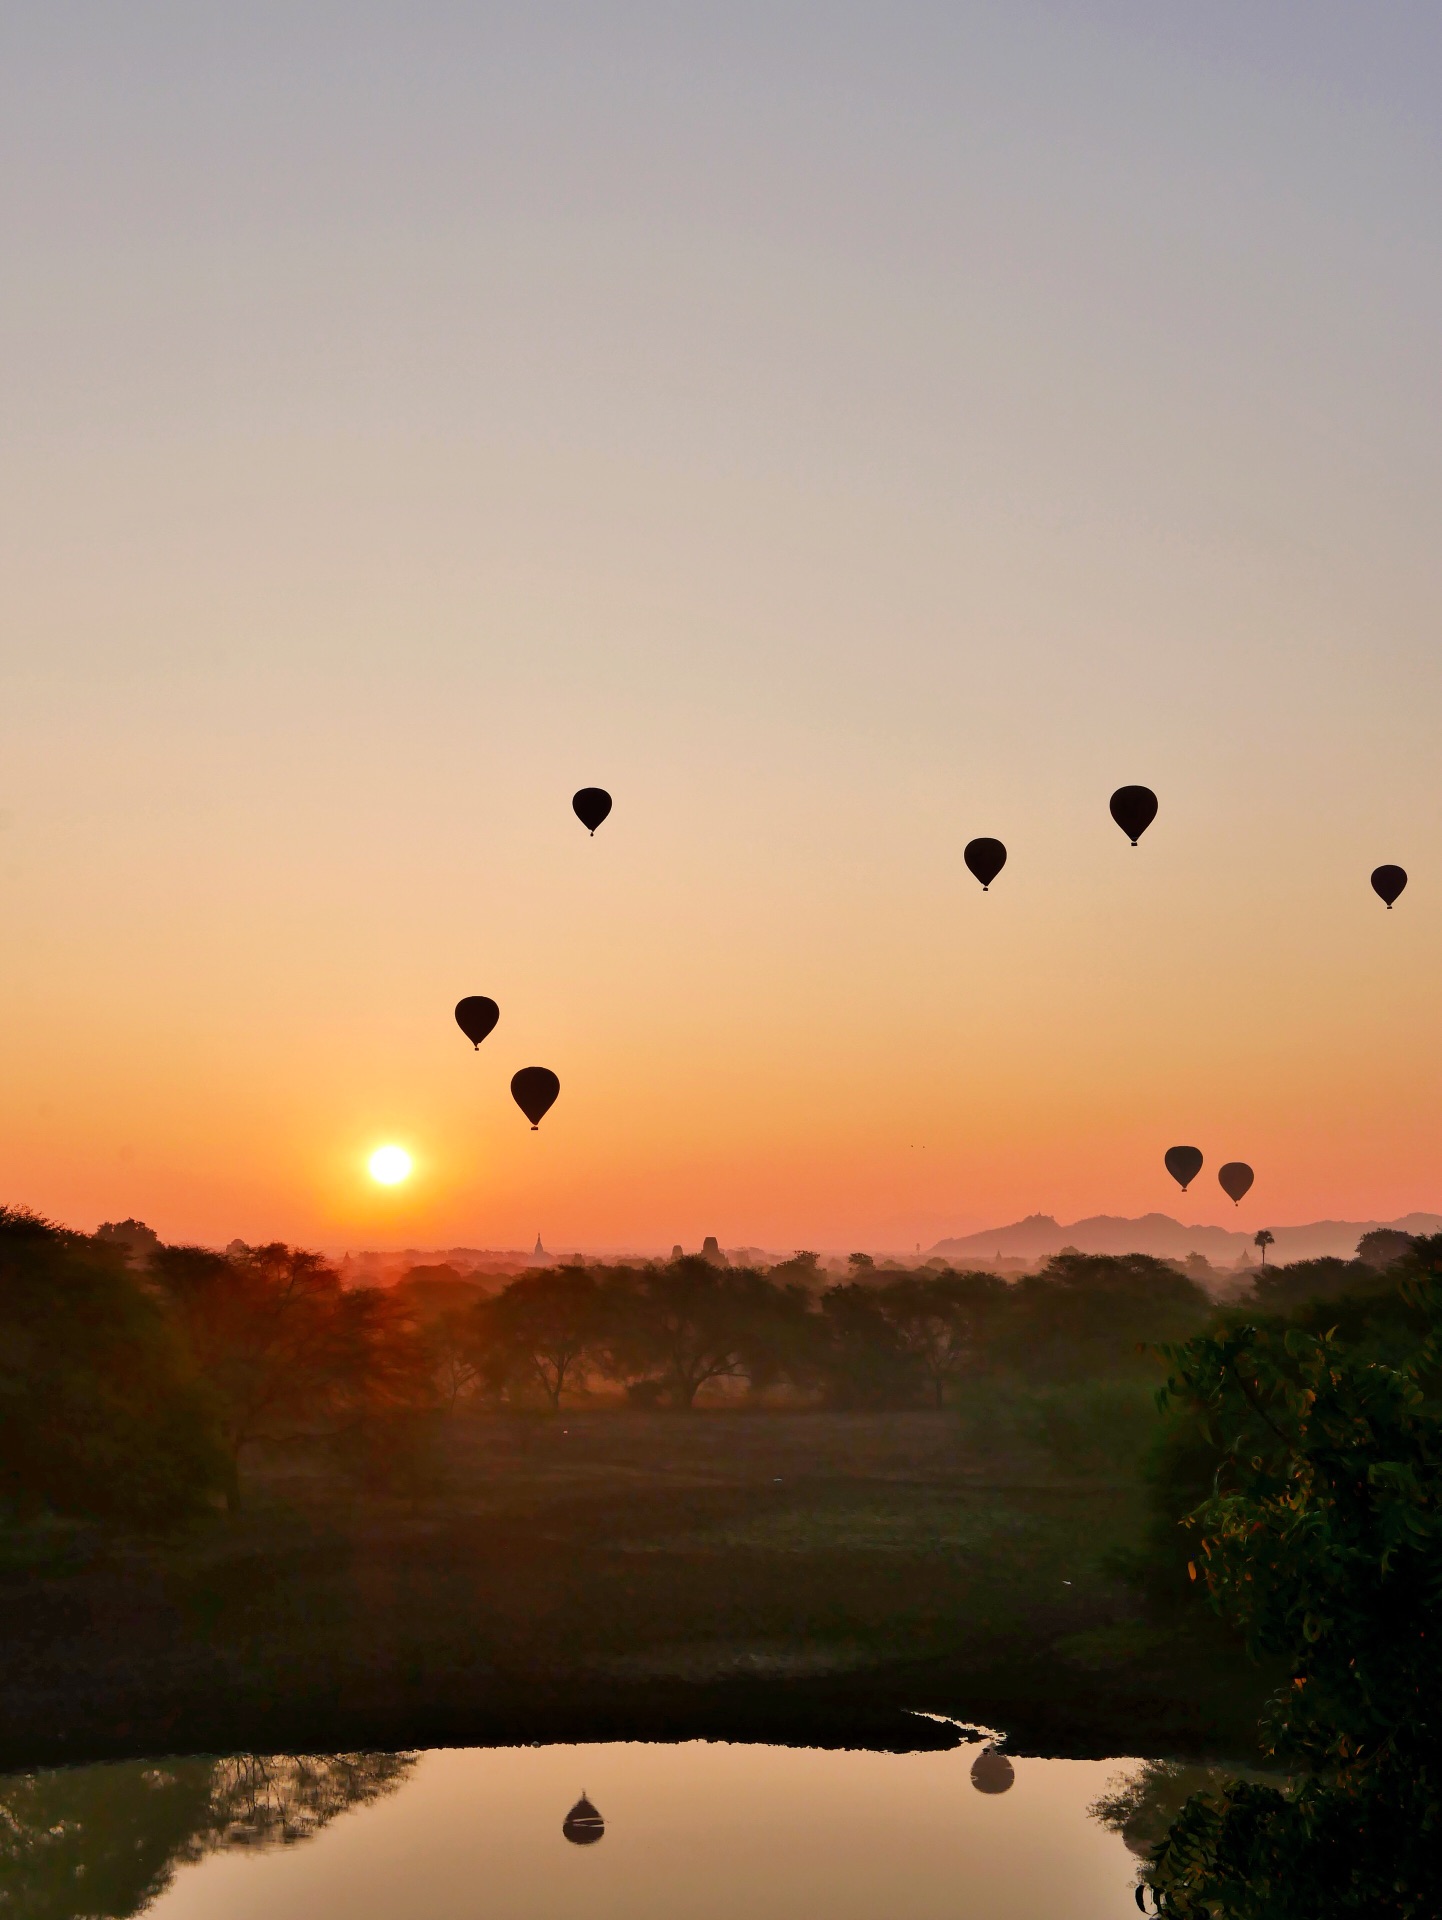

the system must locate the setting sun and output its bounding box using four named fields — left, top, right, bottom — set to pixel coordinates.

left=368, top=1145, right=412, bottom=1186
